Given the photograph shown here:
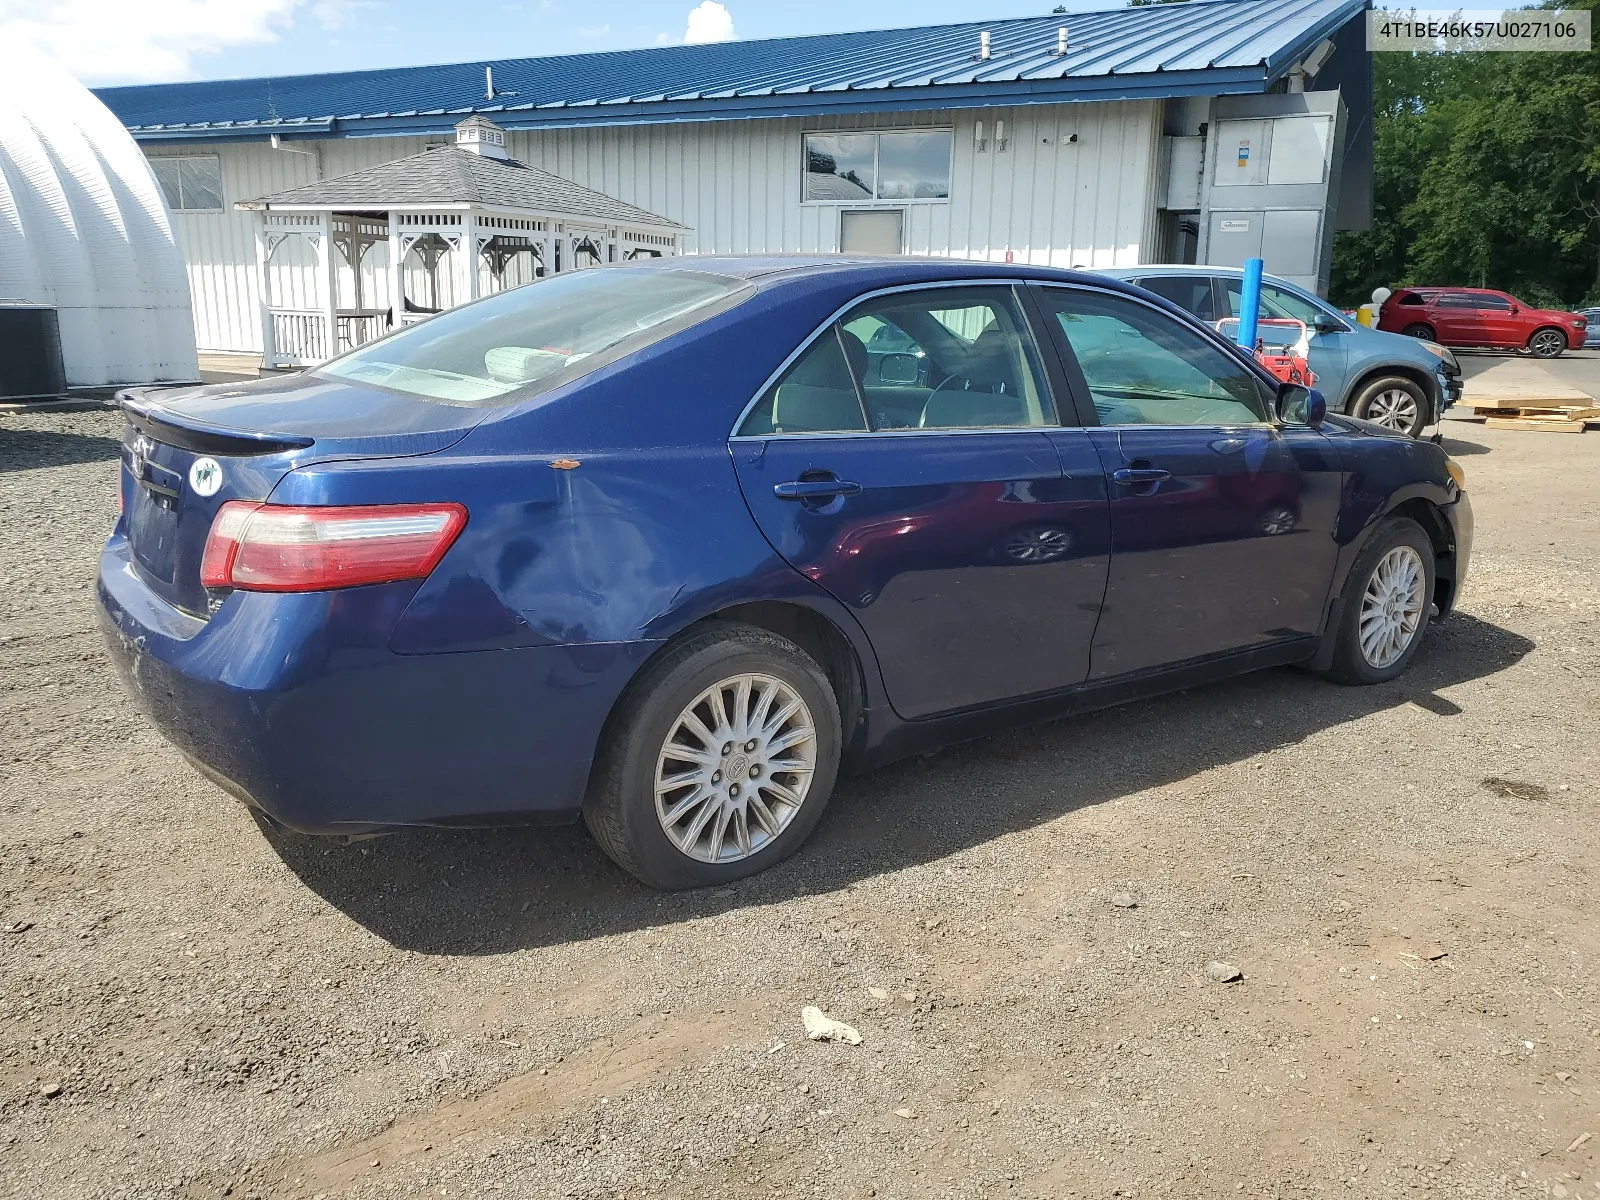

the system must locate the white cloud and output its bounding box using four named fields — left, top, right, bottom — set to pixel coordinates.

left=577, top=22, right=611, bottom=38
left=683, top=1, right=734, bottom=45
left=0, top=0, right=304, bottom=84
